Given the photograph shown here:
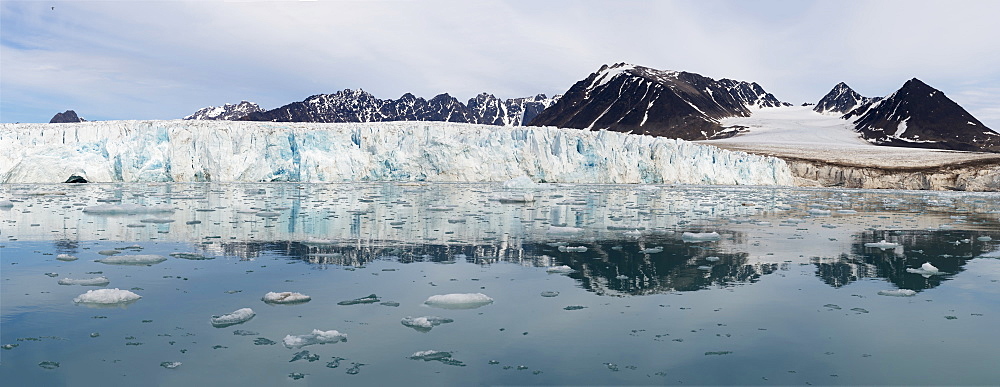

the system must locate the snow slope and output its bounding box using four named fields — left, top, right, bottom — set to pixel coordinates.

left=705, top=106, right=1000, bottom=168
left=0, top=120, right=791, bottom=185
